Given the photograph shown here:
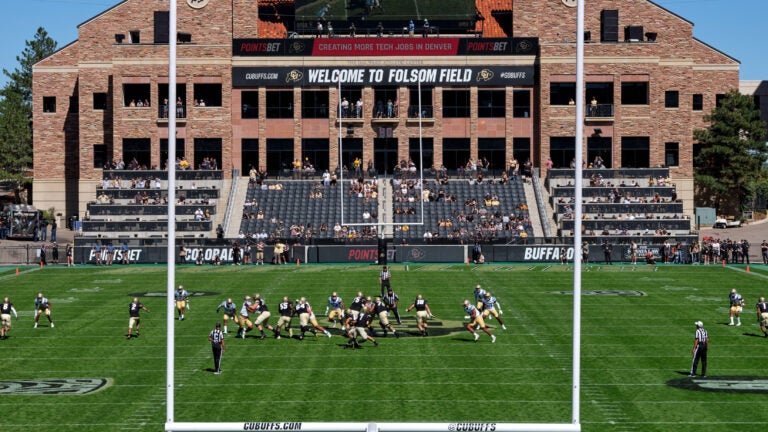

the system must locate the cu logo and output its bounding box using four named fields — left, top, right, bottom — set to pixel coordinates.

left=409, top=248, right=426, bottom=260
left=476, top=69, right=494, bottom=82
left=288, top=42, right=306, bottom=54
left=285, top=70, right=304, bottom=83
